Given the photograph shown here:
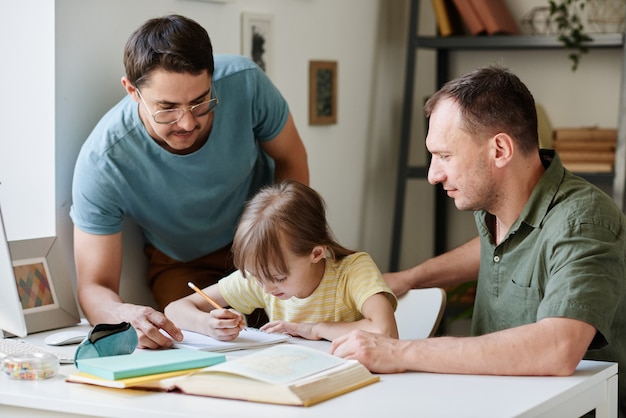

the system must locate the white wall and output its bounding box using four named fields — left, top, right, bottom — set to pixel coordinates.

left=0, top=0, right=56, bottom=240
